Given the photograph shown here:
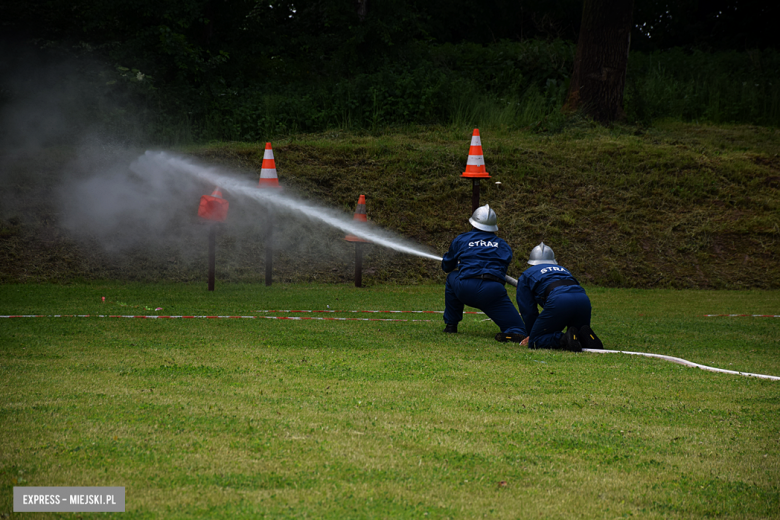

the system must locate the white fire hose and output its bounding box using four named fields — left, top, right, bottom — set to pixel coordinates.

left=583, top=349, right=779, bottom=380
